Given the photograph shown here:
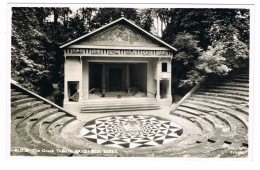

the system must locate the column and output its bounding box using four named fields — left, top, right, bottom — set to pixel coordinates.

left=101, top=64, right=106, bottom=95
left=64, top=56, right=68, bottom=102
left=86, top=61, right=89, bottom=99
left=156, top=60, right=161, bottom=100
left=167, top=62, right=172, bottom=99
left=126, top=64, right=130, bottom=93
left=78, top=57, right=83, bottom=102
